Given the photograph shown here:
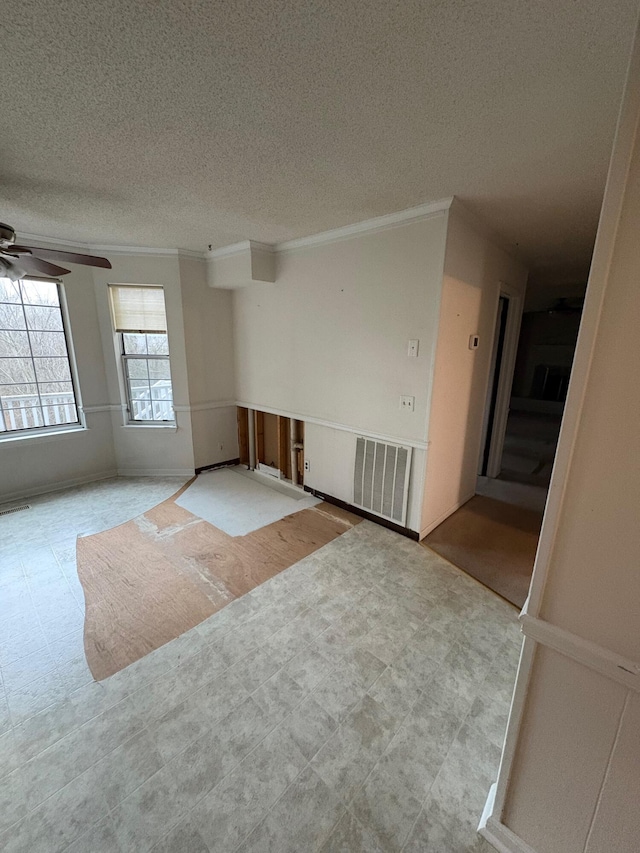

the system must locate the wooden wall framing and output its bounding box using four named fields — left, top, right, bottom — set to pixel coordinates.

left=237, top=407, right=304, bottom=485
